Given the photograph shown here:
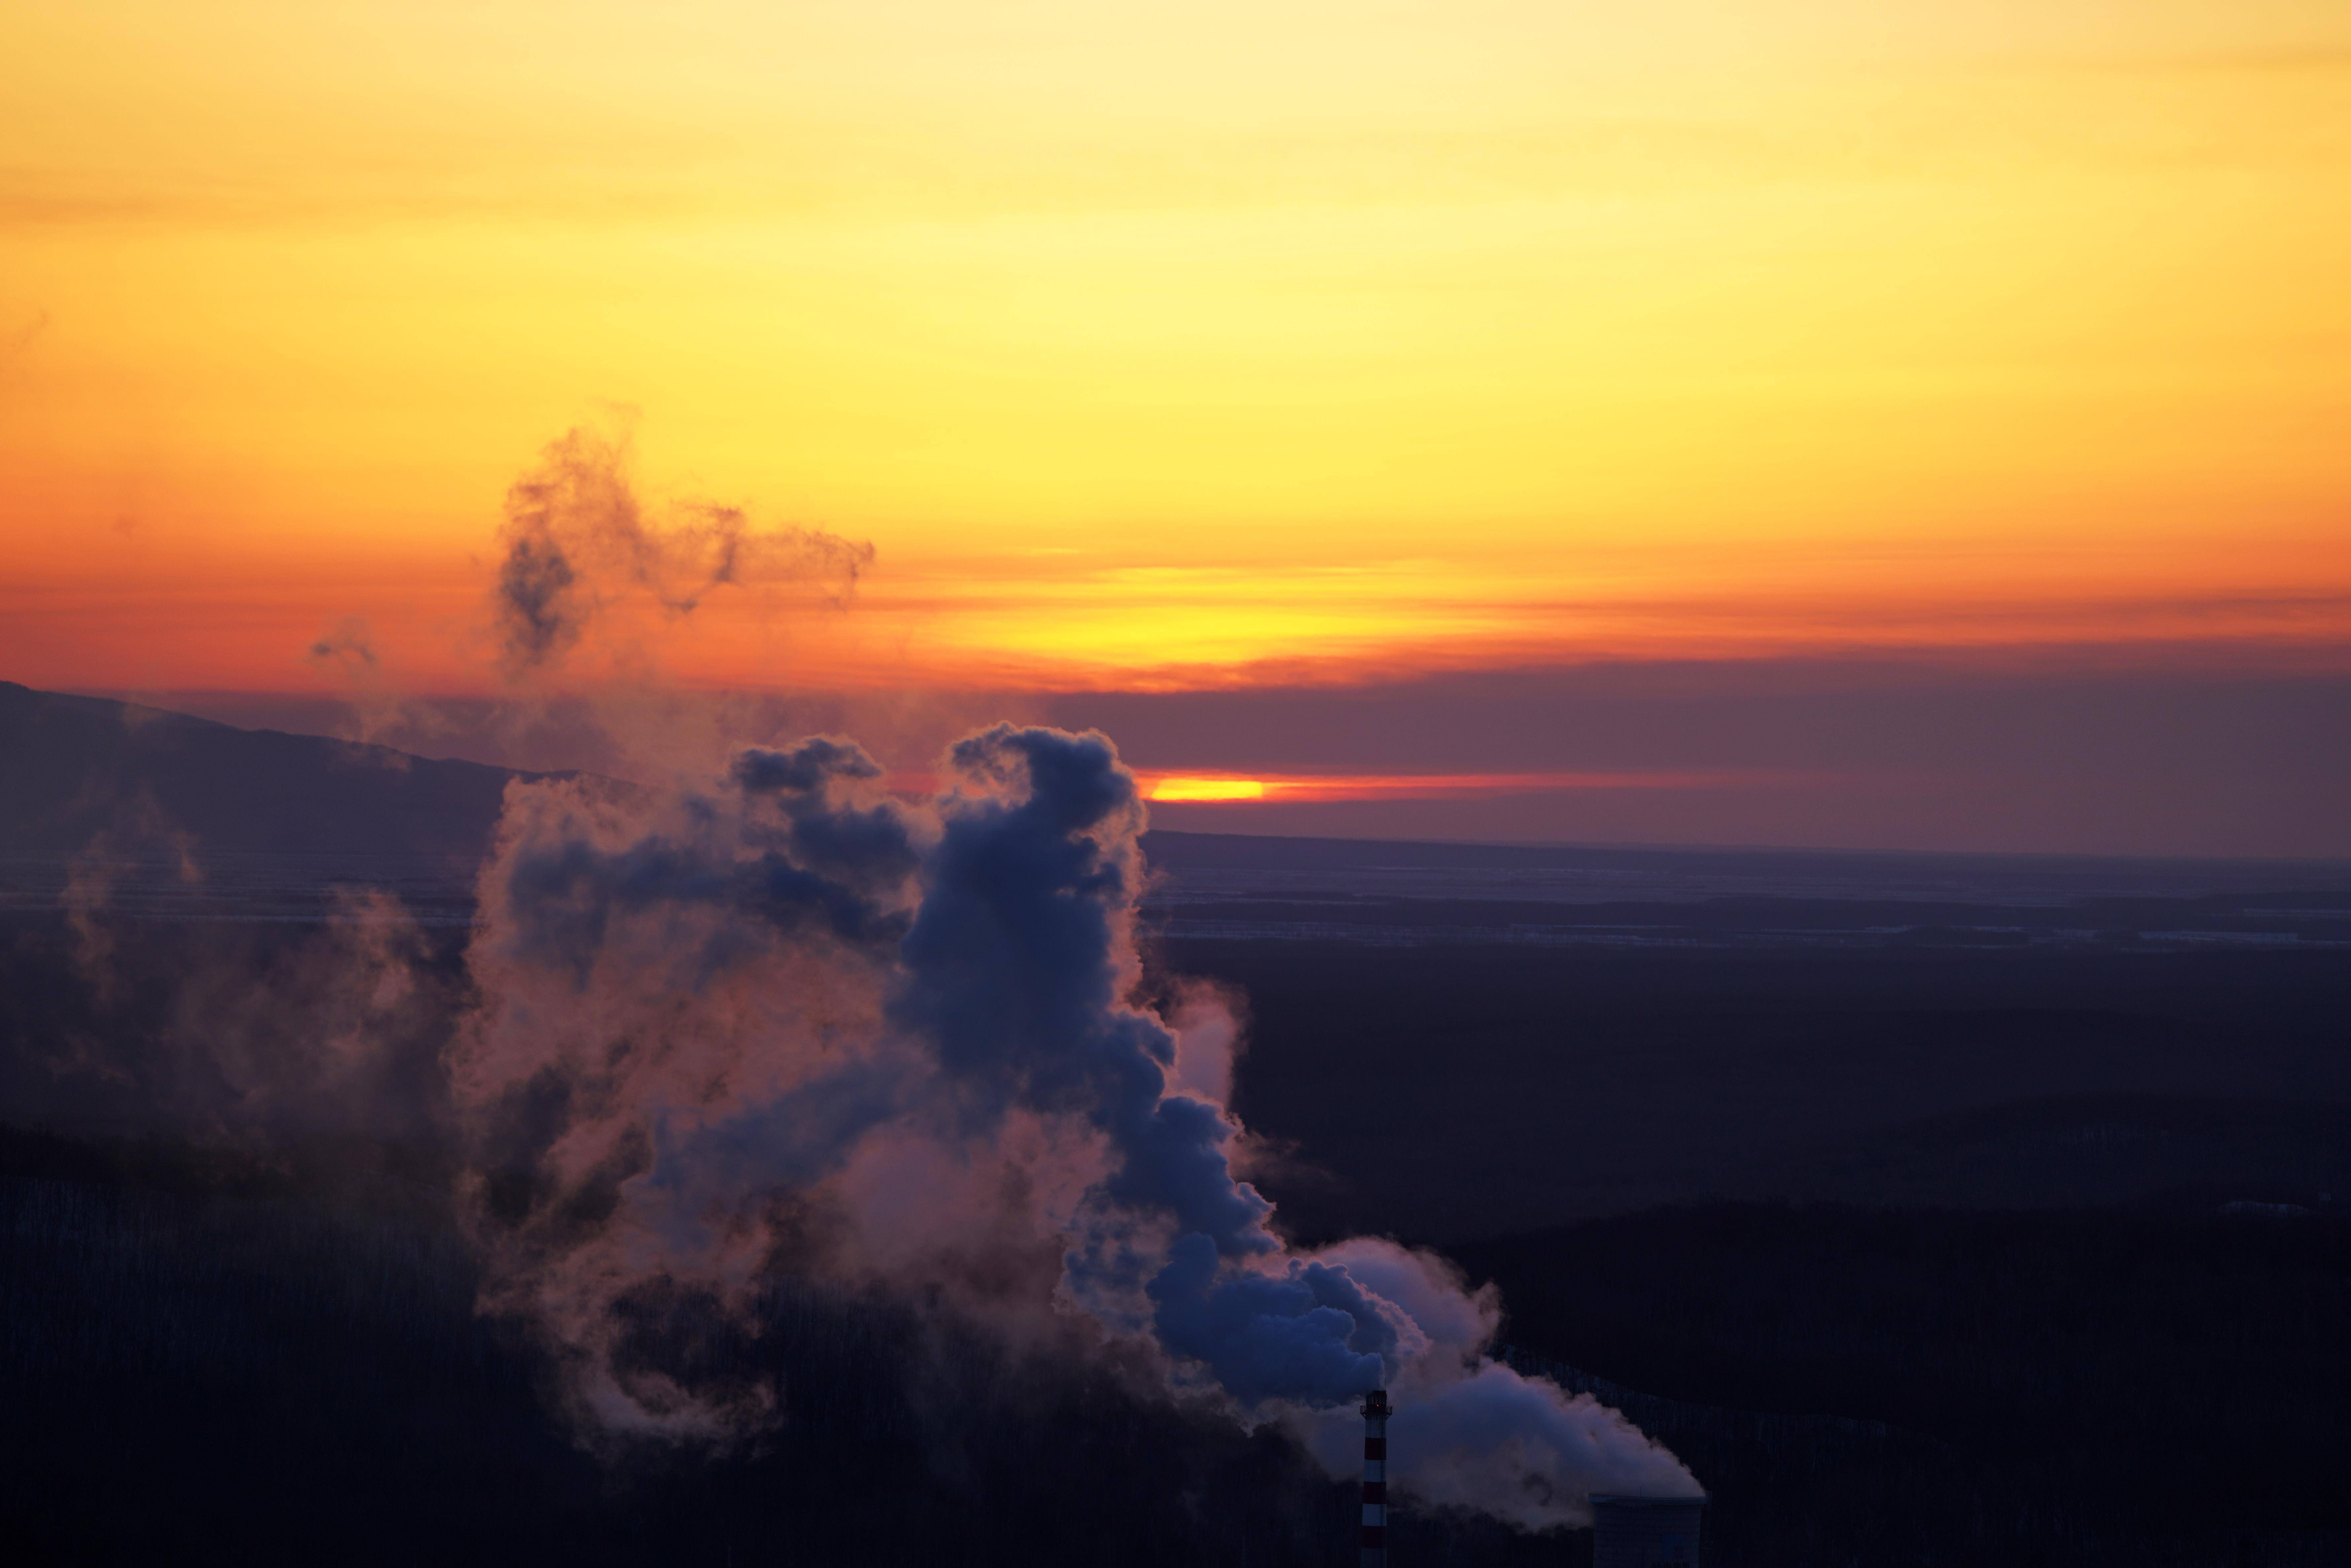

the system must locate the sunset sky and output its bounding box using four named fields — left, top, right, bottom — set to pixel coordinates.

left=4, top=1, right=2347, bottom=852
